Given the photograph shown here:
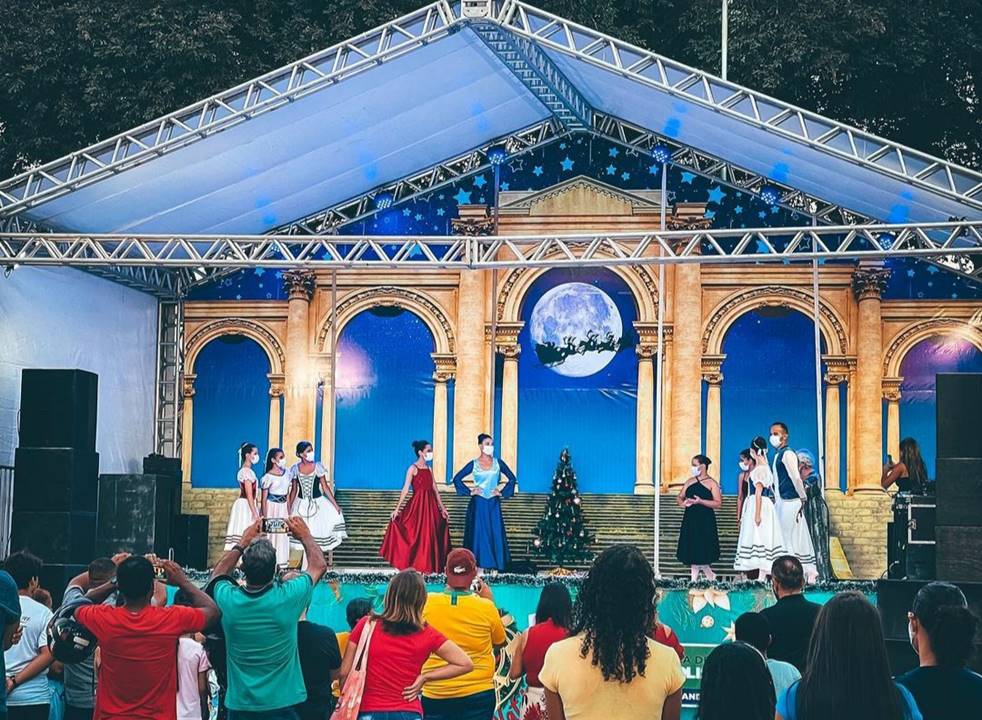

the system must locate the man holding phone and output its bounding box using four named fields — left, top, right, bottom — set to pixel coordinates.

left=421, top=549, right=506, bottom=720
